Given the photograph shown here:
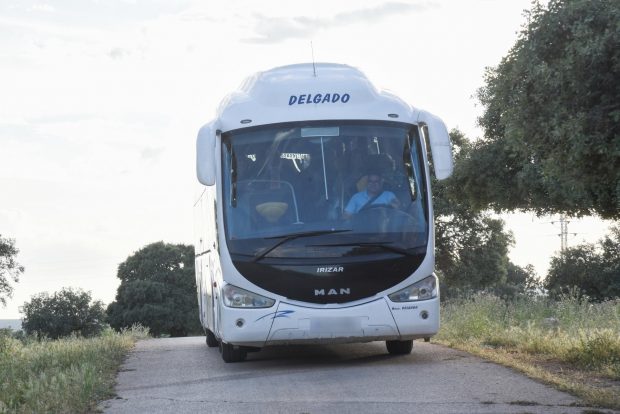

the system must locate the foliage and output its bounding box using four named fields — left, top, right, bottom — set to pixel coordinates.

left=0, top=327, right=25, bottom=342
left=106, top=242, right=201, bottom=337
left=437, top=293, right=620, bottom=376
left=0, top=235, right=24, bottom=307
left=453, top=0, right=620, bottom=219
left=434, top=208, right=513, bottom=295
left=21, top=288, right=106, bottom=339
left=0, top=325, right=148, bottom=413
left=545, top=226, right=620, bottom=301
left=434, top=130, right=536, bottom=297
left=497, top=262, right=543, bottom=298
